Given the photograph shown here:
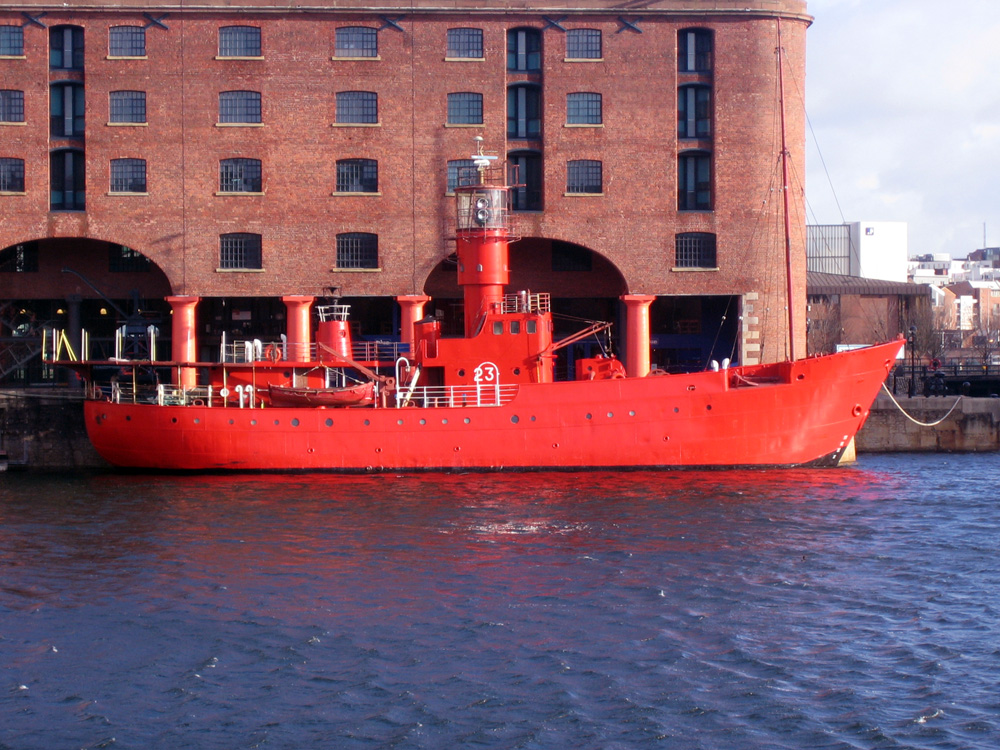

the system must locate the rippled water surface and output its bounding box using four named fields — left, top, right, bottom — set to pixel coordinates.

left=2, top=455, right=999, bottom=749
